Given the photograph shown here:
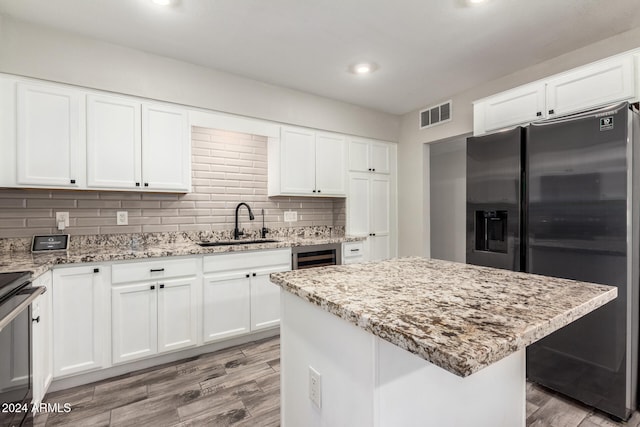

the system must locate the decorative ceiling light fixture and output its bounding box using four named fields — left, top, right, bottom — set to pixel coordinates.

left=349, top=62, right=379, bottom=75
